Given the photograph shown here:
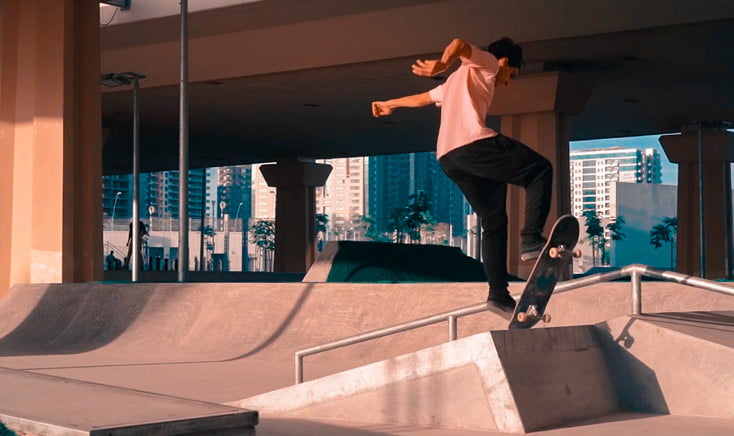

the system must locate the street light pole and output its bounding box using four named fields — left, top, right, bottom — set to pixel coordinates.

left=101, top=71, right=146, bottom=282
left=178, top=0, right=190, bottom=282
left=111, top=191, right=122, bottom=230
left=234, top=201, right=244, bottom=231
